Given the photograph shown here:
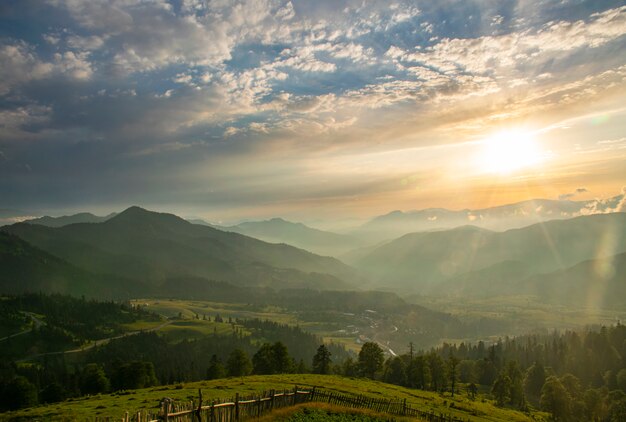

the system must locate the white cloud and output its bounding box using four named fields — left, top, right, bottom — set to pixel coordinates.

left=0, top=42, right=54, bottom=94
left=66, top=34, right=106, bottom=50
left=54, top=51, right=93, bottom=80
